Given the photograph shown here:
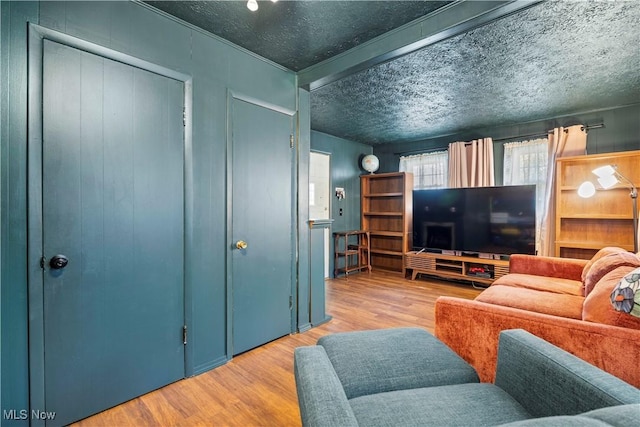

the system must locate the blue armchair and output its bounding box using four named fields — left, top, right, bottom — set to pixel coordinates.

left=294, top=329, right=640, bottom=426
